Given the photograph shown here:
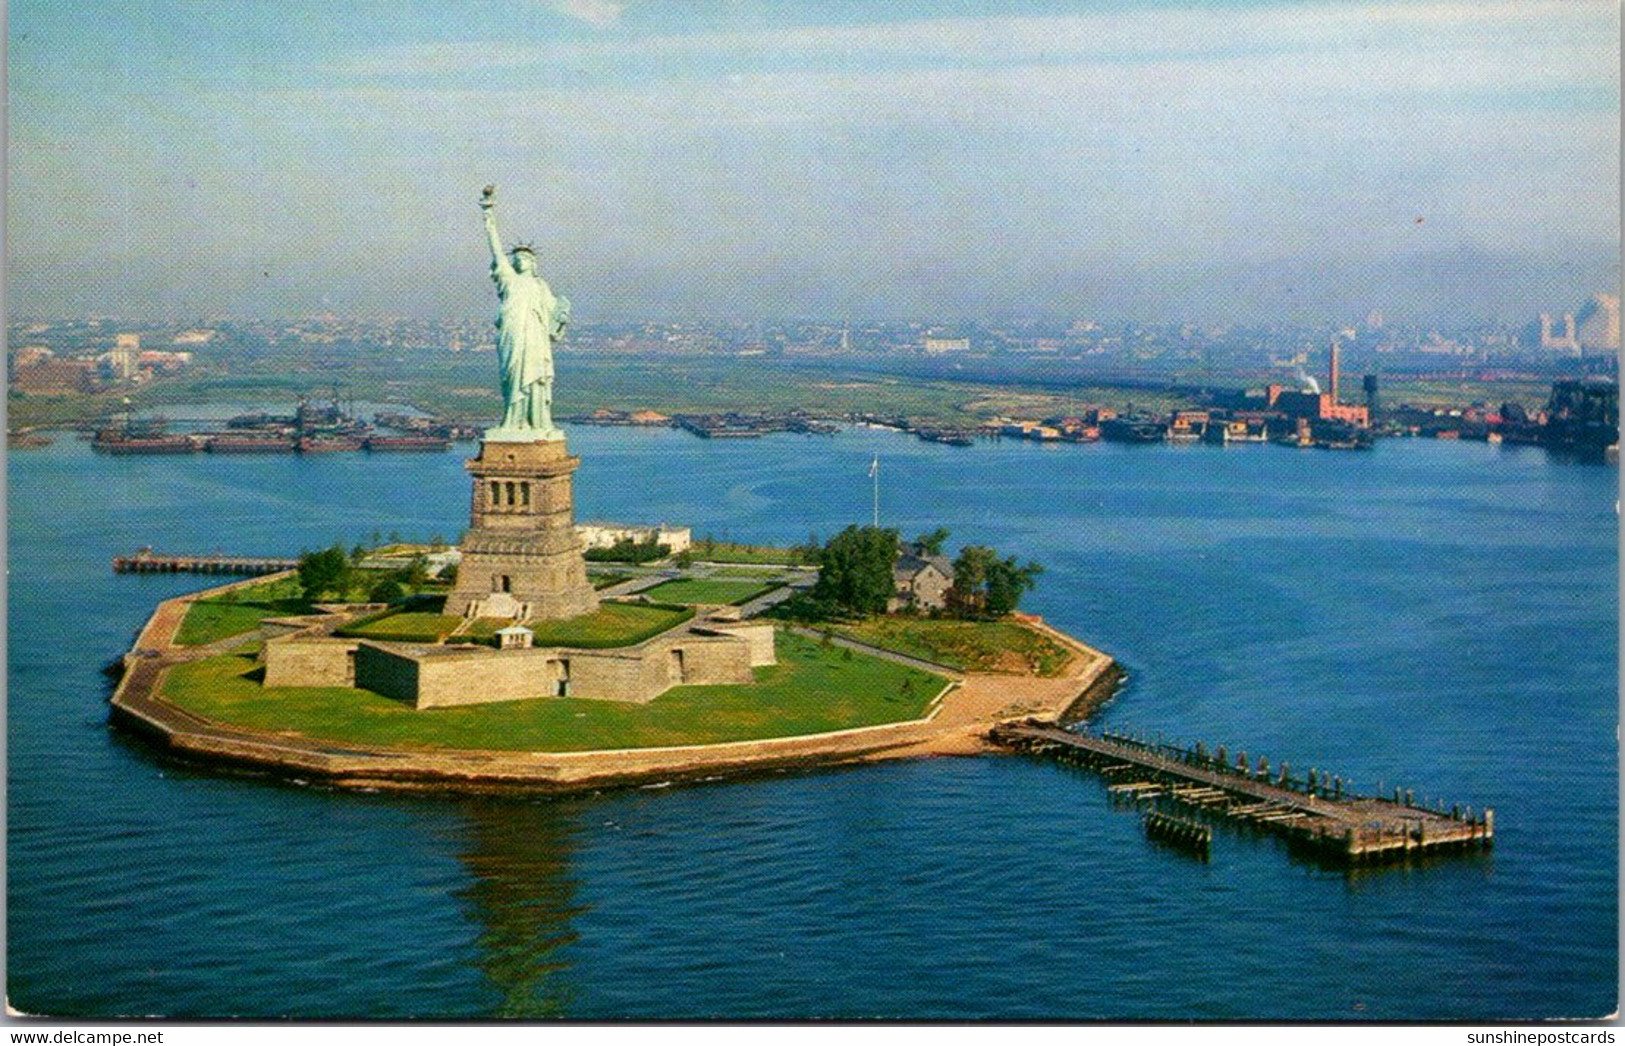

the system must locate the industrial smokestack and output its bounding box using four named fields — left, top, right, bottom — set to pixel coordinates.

left=1329, top=342, right=1341, bottom=405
